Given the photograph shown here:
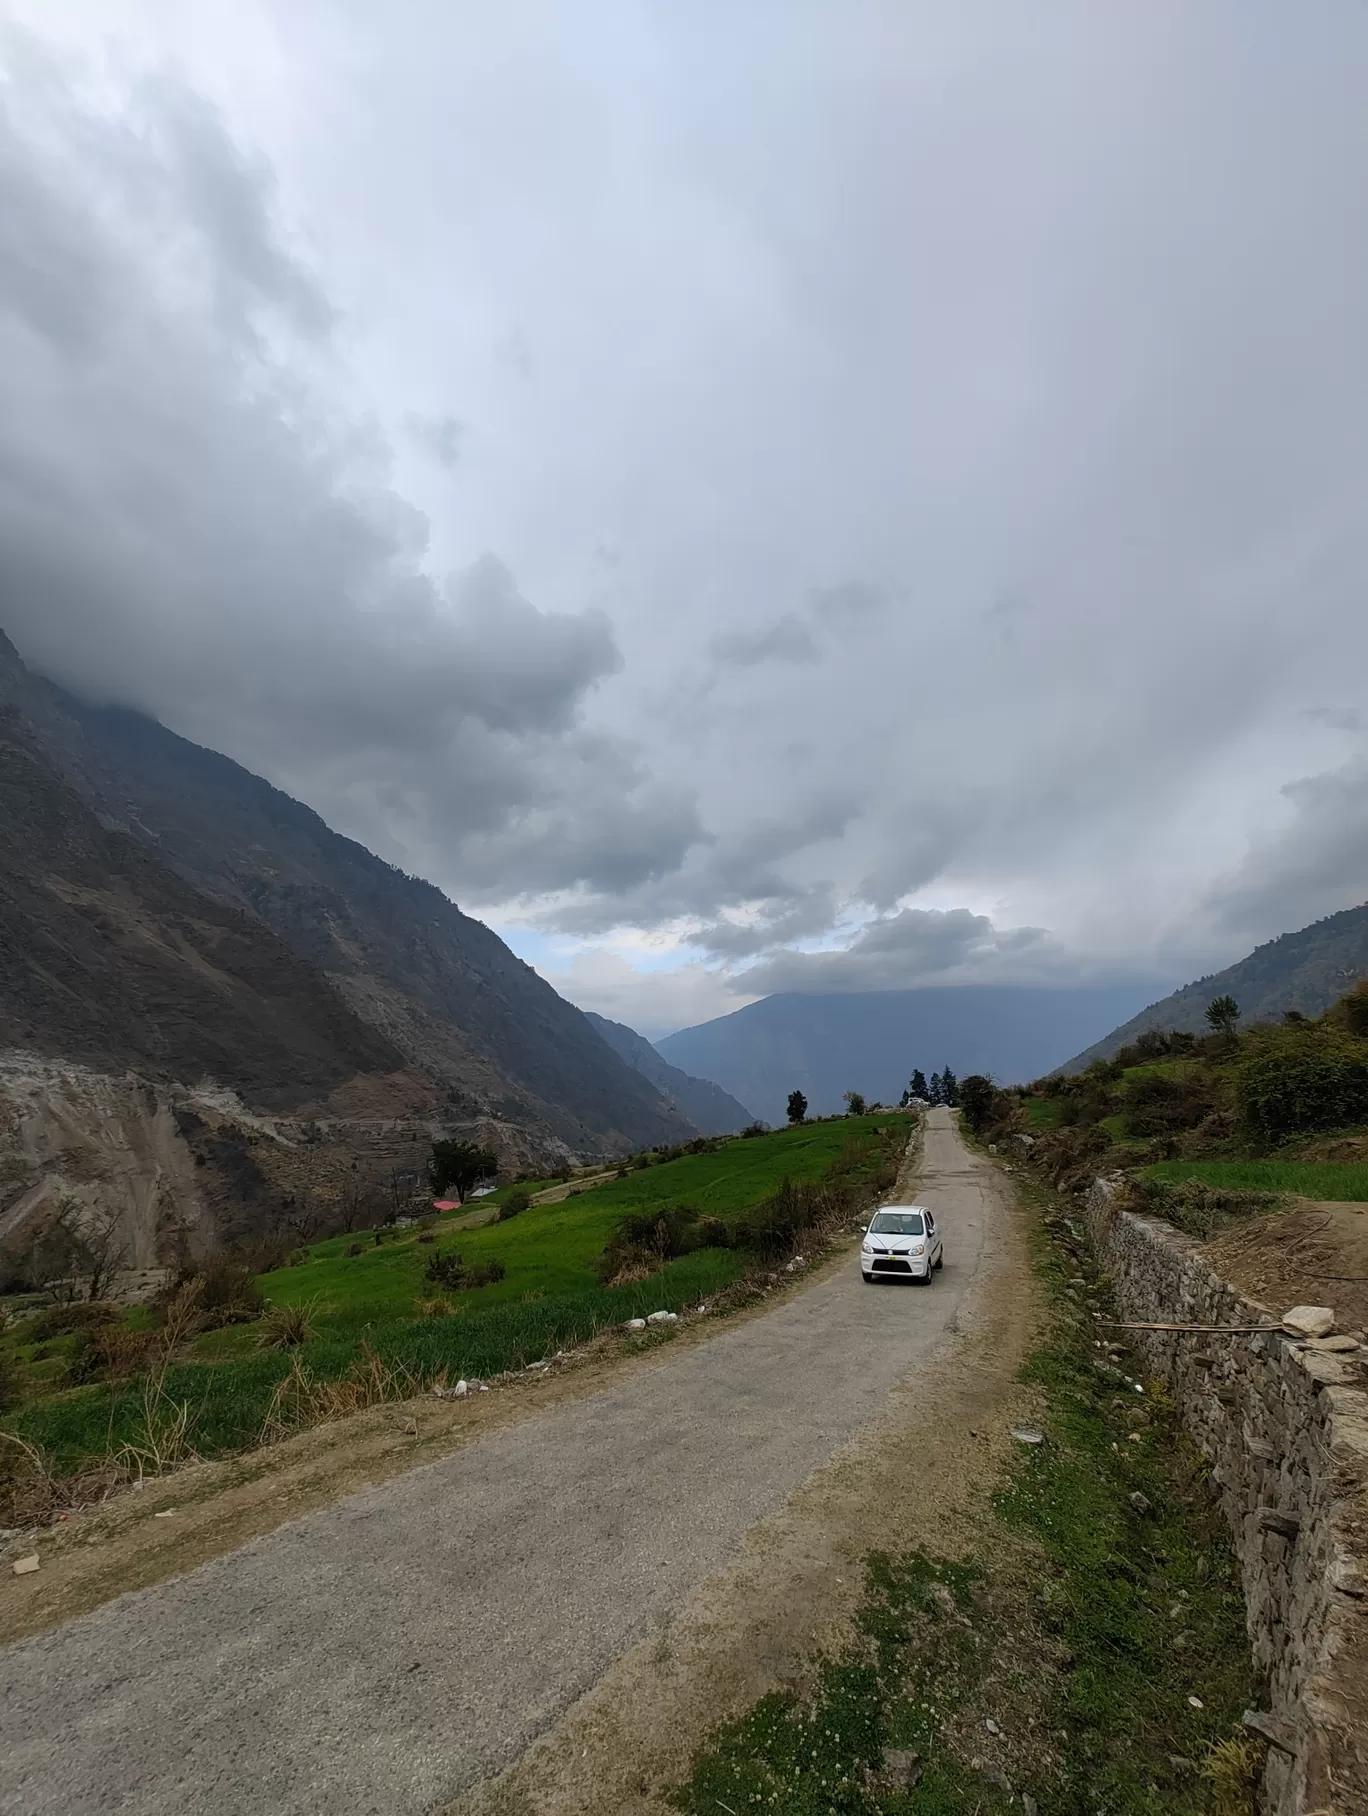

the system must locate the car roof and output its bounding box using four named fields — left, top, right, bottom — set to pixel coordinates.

left=874, top=1203, right=928, bottom=1214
